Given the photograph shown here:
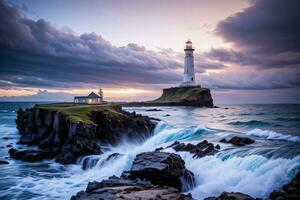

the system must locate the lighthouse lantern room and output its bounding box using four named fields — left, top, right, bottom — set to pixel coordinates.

left=180, top=40, right=196, bottom=87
